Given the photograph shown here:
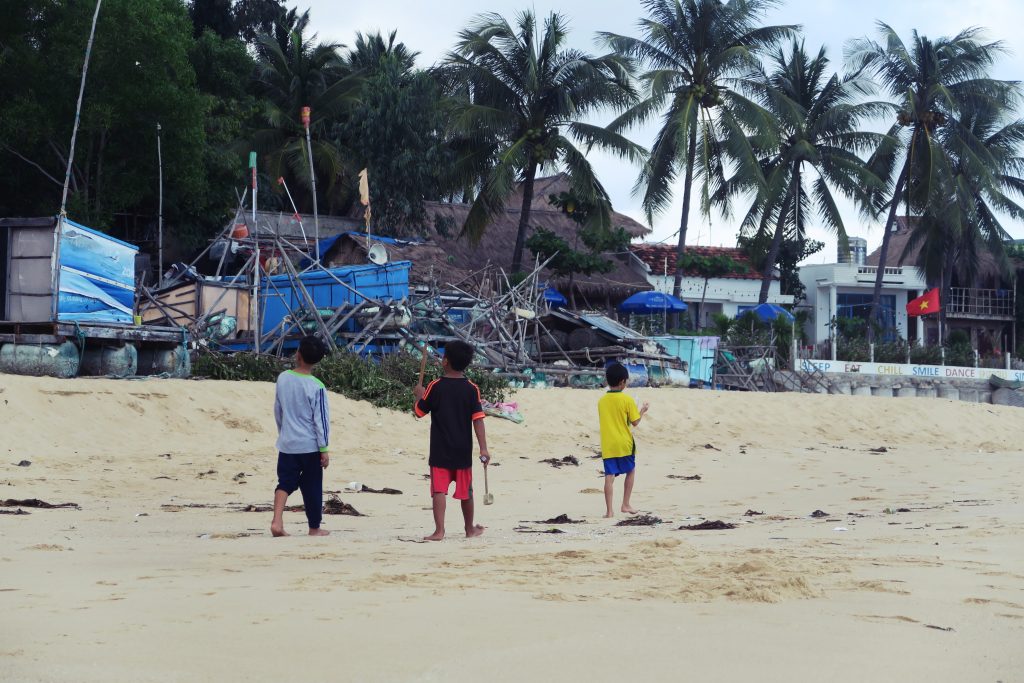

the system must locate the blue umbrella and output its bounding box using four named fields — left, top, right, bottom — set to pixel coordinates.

left=749, top=302, right=795, bottom=323
left=619, top=290, right=688, bottom=313
left=543, top=288, right=568, bottom=308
